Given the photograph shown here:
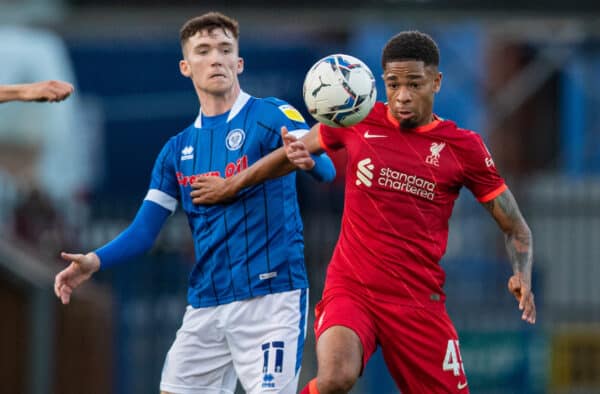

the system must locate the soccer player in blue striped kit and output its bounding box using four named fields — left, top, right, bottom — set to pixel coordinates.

left=53, top=12, right=335, bottom=394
